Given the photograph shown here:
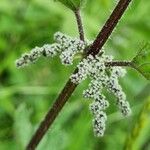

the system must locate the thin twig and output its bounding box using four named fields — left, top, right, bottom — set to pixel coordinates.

left=26, top=0, right=132, bottom=149
left=106, top=61, right=132, bottom=67
left=74, top=9, right=85, bottom=41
